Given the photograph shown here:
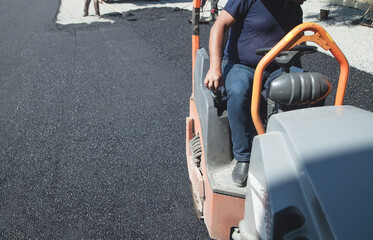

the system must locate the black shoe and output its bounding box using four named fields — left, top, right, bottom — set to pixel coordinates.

left=83, top=12, right=88, bottom=17
left=232, top=161, right=249, bottom=187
